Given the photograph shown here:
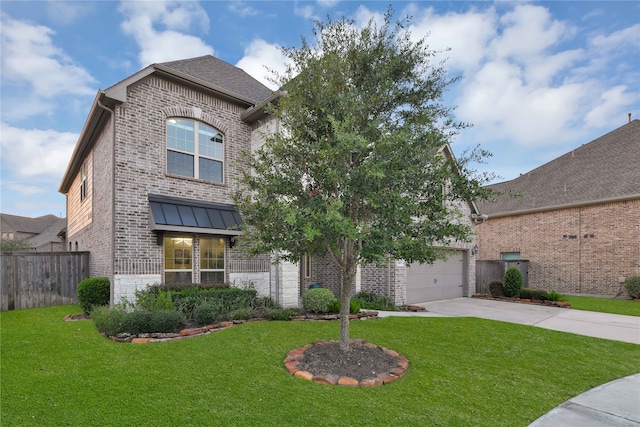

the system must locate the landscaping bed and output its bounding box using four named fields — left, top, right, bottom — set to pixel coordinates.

left=472, top=293, right=571, bottom=308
